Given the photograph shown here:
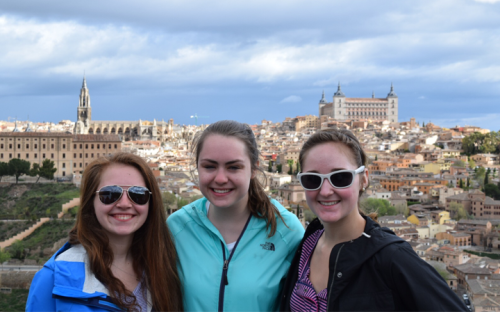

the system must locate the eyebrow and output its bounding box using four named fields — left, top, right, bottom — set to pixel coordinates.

left=306, top=168, right=348, bottom=173
left=201, top=159, right=245, bottom=165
